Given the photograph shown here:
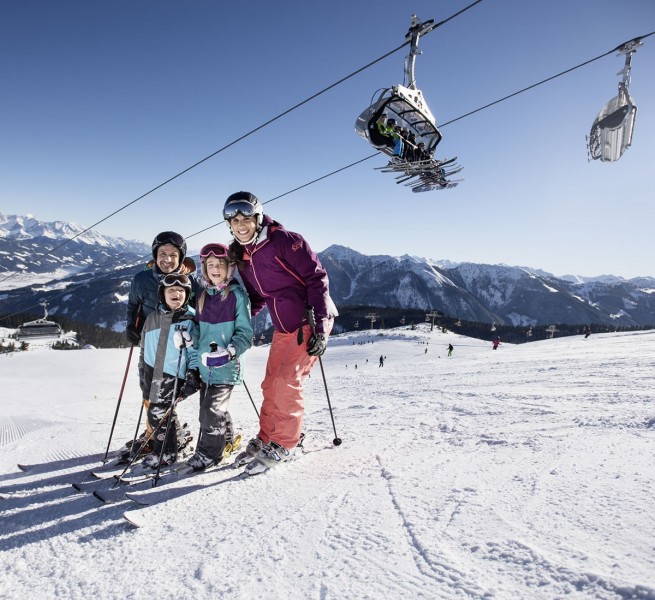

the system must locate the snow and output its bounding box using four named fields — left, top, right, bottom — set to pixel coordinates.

left=1, top=325, right=654, bottom=599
